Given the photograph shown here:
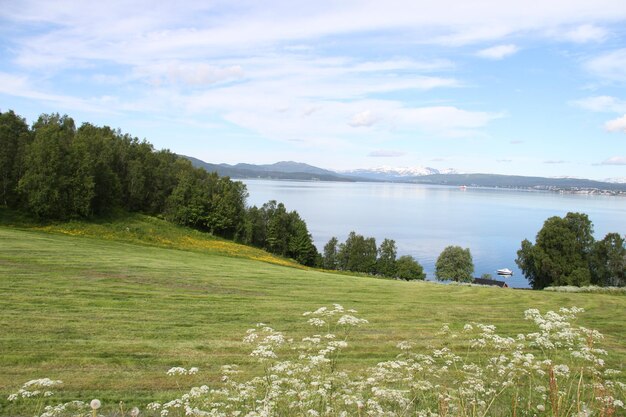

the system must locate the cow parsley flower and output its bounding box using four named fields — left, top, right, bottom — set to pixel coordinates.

left=166, top=367, right=188, bottom=376
left=337, top=314, right=368, bottom=326
left=308, top=318, right=326, bottom=327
